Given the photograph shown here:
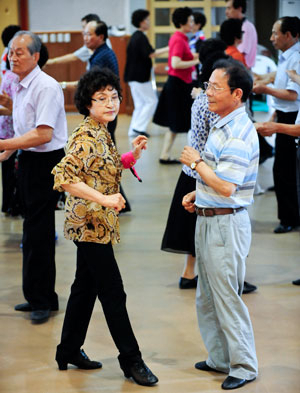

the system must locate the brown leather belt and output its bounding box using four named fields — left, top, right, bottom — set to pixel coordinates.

left=195, top=206, right=245, bottom=217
